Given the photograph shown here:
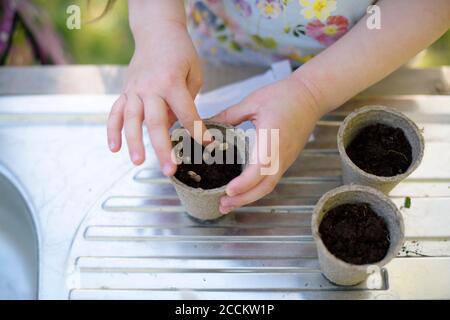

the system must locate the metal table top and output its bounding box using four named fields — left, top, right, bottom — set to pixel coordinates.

left=63, top=94, right=450, bottom=299
left=0, top=66, right=449, bottom=299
